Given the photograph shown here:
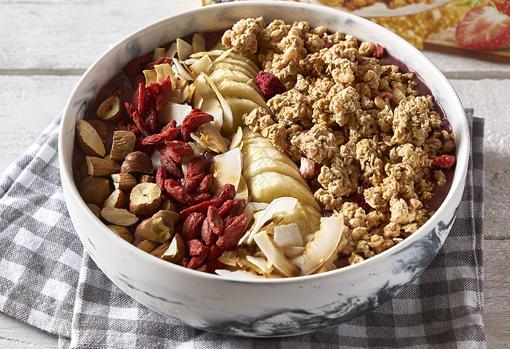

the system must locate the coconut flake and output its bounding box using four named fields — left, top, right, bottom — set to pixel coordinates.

left=190, top=55, right=212, bottom=76
left=282, top=246, right=305, bottom=258
left=229, top=127, right=243, bottom=150
left=192, top=33, right=206, bottom=53
left=172, top=58, right=194, bottom=81
left=211, top=148, right=242, bottom=190
left=176, top=38, right=193, bottom=61
left=190, top=123, right=229, bottom=154
left=201, top=73, right=234, bottom=134
left=273, top=223, right=303, bottom=248
left=291, top=216, right=344, bottom=275
left=158, top=102, right=192, bottom=125
left=215, top=269, right=263, bottom=280
left=254, top=231, right=299, bottom=277
left=246, top=255, right=274, bottom=275
left=166, top=42, right=177, bottom=58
